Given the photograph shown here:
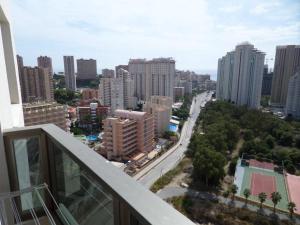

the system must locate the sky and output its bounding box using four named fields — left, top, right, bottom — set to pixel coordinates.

left=10, top=0, right=300, bottom=79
